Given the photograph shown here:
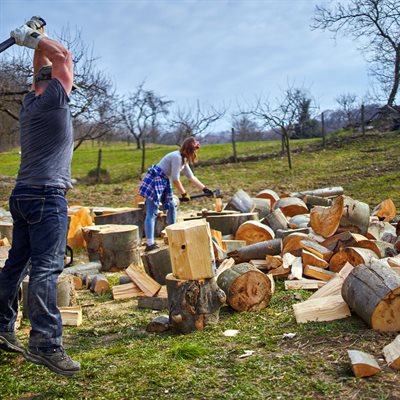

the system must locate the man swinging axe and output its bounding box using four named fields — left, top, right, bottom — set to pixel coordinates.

left=0, top=17, right=80, bottom=376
